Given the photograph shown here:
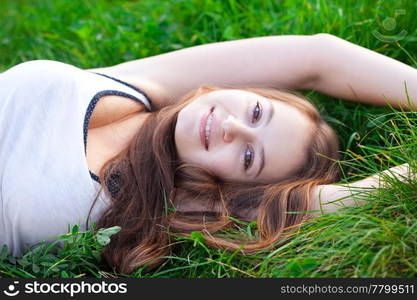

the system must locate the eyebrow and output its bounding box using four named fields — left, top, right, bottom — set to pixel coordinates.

left=254, top=99, right=274, bottom=179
